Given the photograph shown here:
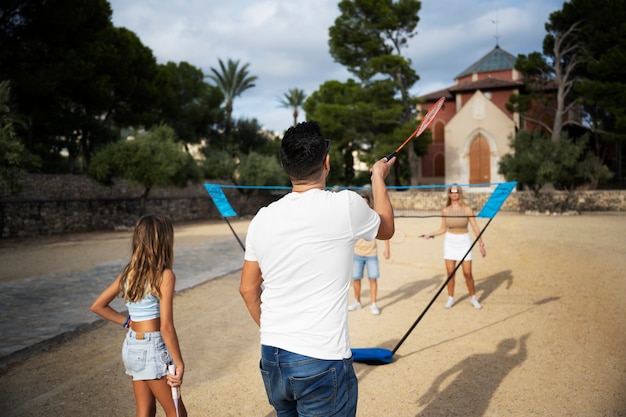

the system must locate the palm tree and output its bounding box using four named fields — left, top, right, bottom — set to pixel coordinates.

left=206, top=58, right=258, bottom=134
left=277, top=88, right=307, bottom=127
